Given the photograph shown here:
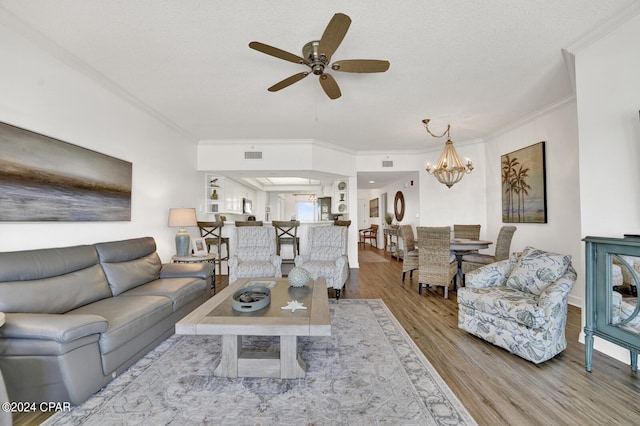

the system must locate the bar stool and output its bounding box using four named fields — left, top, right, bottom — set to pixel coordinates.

left=272, top=220, right=300, bottom=263
left=197, top=221, right=230, bottom=276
